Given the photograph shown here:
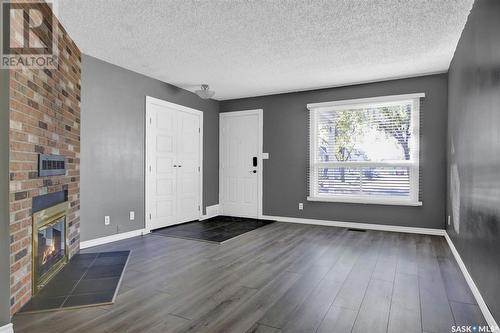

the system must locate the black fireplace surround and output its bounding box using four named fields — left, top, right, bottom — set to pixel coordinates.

left=32, top=190, right=67, bottom=213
